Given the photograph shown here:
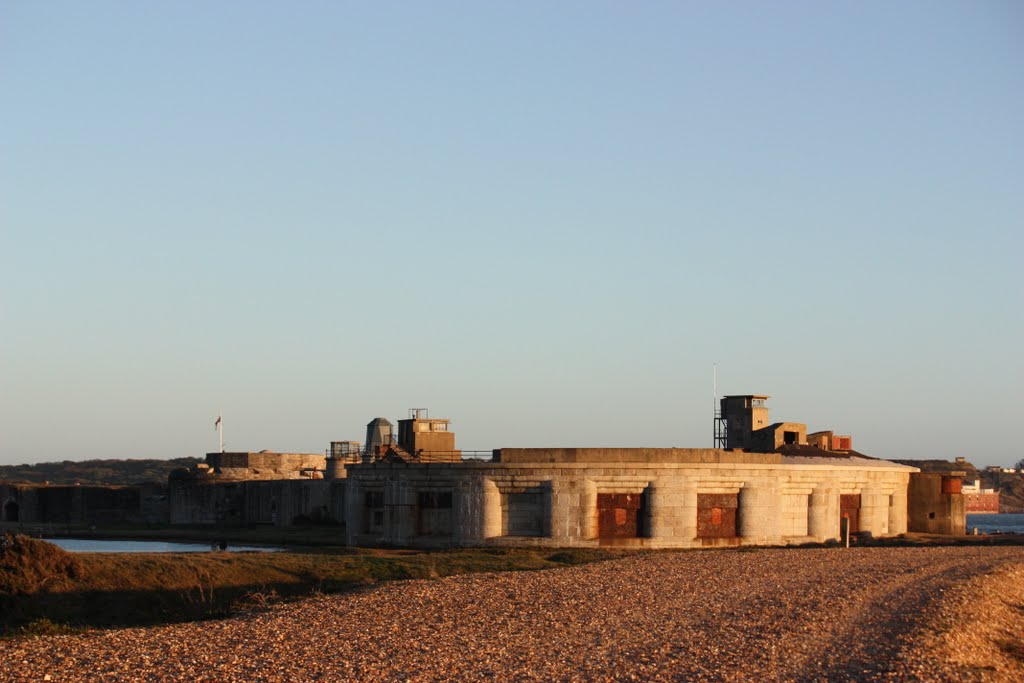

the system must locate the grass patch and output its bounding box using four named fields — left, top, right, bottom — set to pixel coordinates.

left=16, top=618, right=80, bottom=637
